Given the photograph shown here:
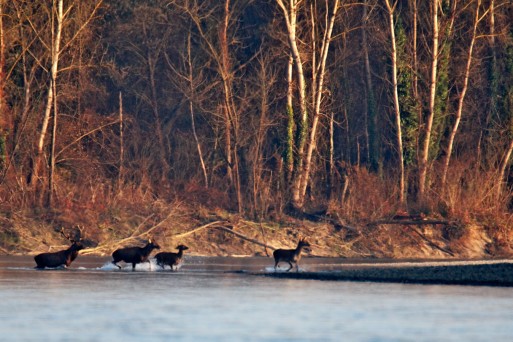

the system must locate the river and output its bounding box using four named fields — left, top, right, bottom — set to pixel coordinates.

left=1, top=255, right=512, bottom=341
